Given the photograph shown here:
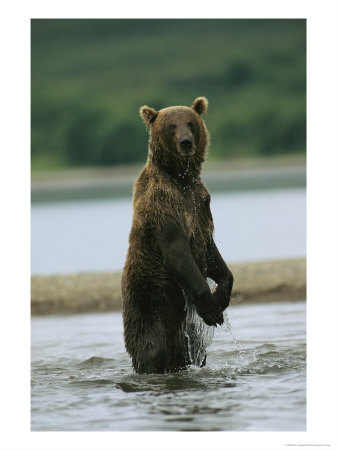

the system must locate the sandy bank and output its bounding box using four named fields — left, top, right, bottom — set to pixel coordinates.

left=31, top=258, right=306, bottom=316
